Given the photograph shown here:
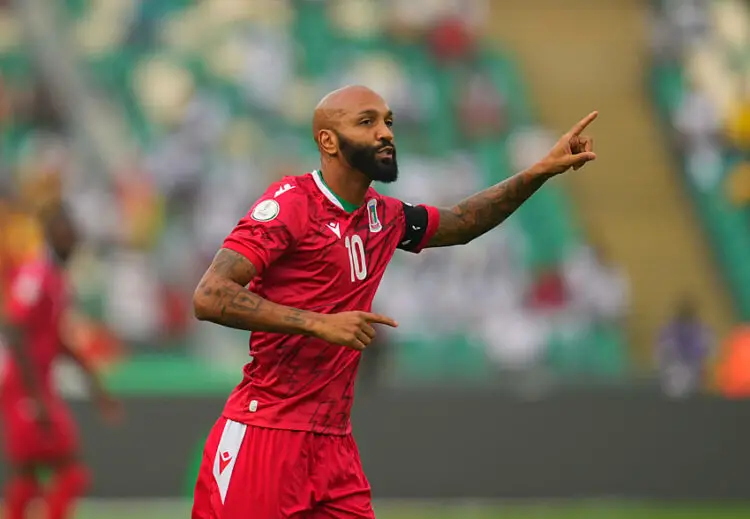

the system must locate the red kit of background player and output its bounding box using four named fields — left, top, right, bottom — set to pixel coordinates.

left=192, top=171, right=438, bottom=518
left=1, top=258, right=79, bottom=465
left=1, top=206, right=121, bottom=519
